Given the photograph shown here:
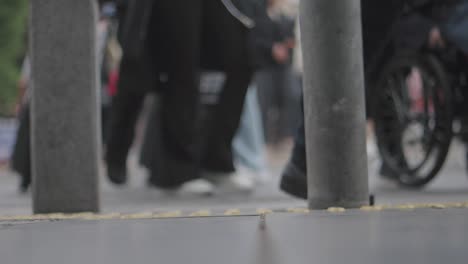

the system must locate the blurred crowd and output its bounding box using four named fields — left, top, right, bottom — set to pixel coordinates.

left=5, top=0, right=468, bottom=200
left=12, top=0, right=303, bottom=195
